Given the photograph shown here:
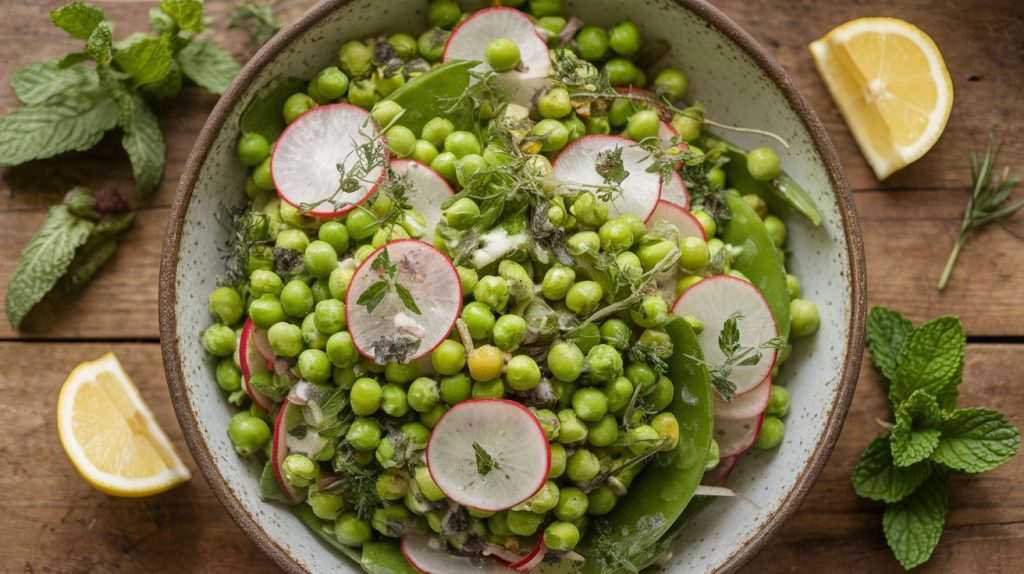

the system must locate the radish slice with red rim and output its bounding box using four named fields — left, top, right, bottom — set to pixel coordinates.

left=702, top=455, right=738, bottom=486
left=553, top=135, right=661, bottom=221
left=660, top=171, right=690, bottom=209
left=345, top=239, right=462, bottom=363
left=401, top=533, right=511, bottom=573
left=390, top=159, right=454, bottom=241
left=671, top=275, right=779, bottom=397
left=646, top=200, right=705, bottom=240
left=443, top=7, right=552, bottom=106
left=271, top=103, right=387, bottom=217
left=239, top=318, right=275, bottom=412
left=713, top=411, right=764, bottom=457
left=714, top=377, right=771, bottom=420
left=426, top=399, right=551, bottom=512
left=271, top=402, right=305, bottom=503
left=509, top=538, right=547, bottom=572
